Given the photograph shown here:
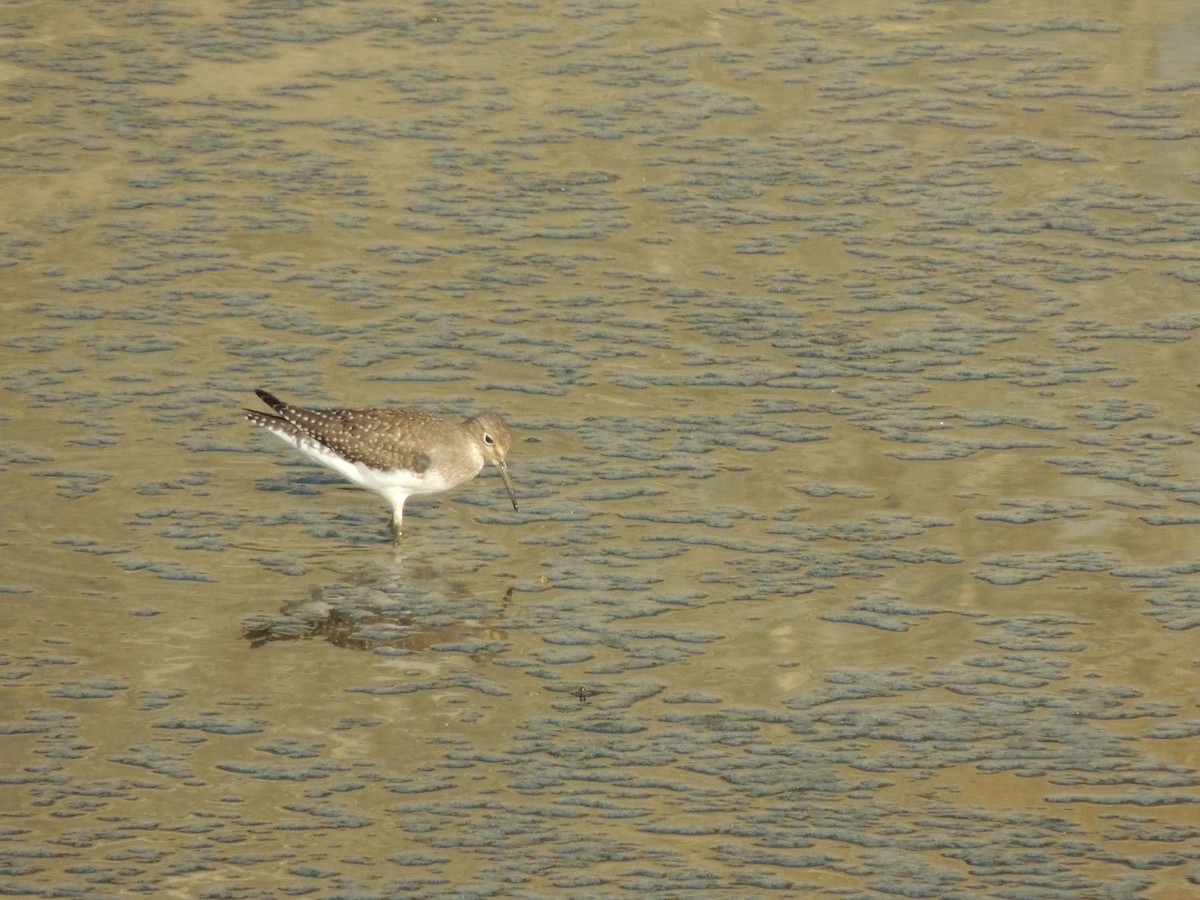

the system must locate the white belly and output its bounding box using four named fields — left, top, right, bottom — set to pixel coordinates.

left=293, top=436, right=472, bottom=504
